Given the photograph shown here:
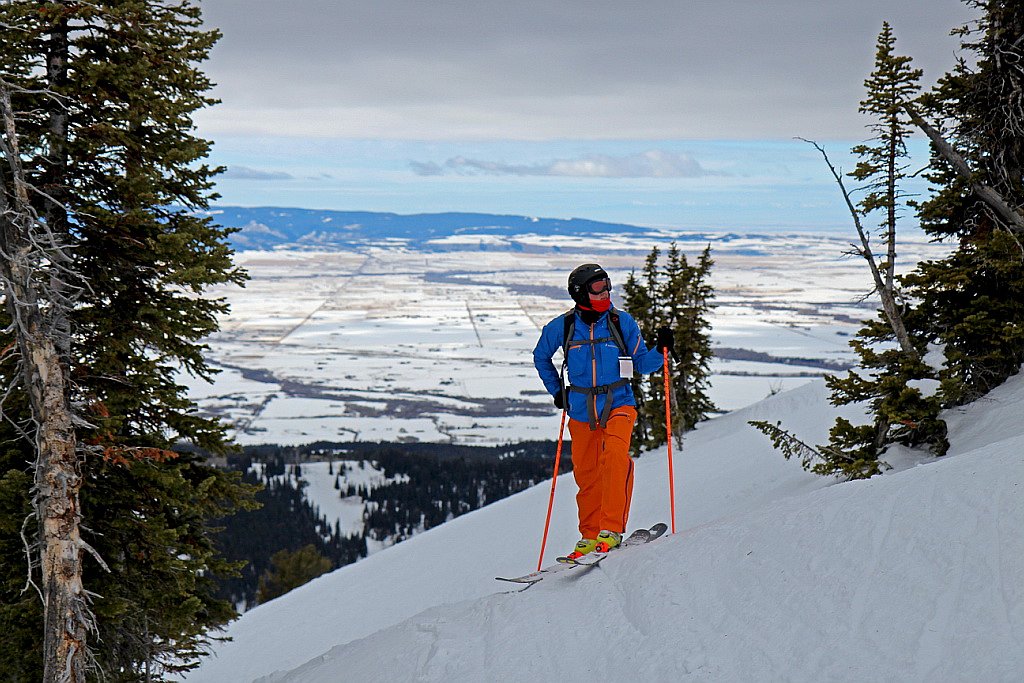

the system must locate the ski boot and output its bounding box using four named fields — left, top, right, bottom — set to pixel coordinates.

left=563, top=537, right=598, bottom=562
left=594, top=530, right=622, bottom=553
